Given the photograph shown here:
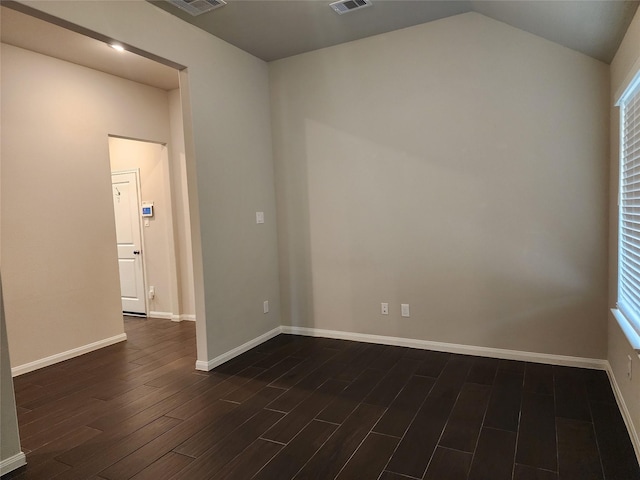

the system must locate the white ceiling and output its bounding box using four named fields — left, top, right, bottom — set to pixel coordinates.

left=0, top=6, right=180, bottom=91
left=151, top=0, right=640, bottom=63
